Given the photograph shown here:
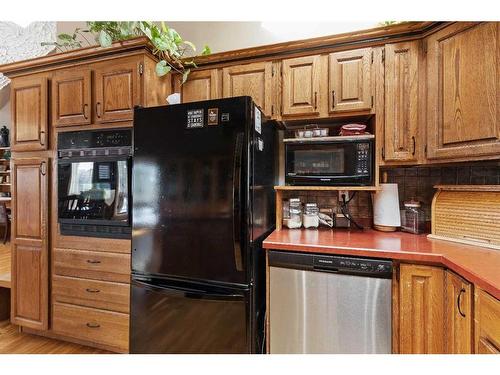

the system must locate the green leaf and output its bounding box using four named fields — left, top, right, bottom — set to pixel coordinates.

left=155, top=60, right=172, bottom=77
left=201, top=45, right=211, bottom=55
left=98, top=30, right=113, bottom=47
left=182, top=69, right=191, bottom=84
left=58, top=33, right=73, bottom=41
